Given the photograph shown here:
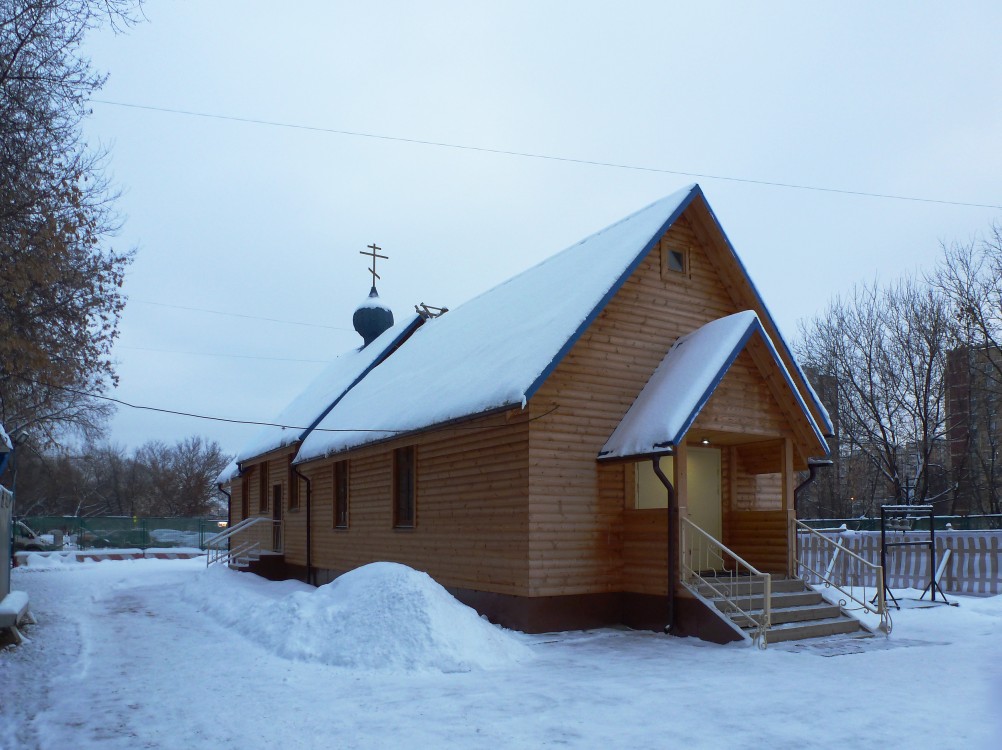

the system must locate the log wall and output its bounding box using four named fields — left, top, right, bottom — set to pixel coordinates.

left=301, top=410, right=532, bottom=595
left=529, top=213, right=799, bottom=596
